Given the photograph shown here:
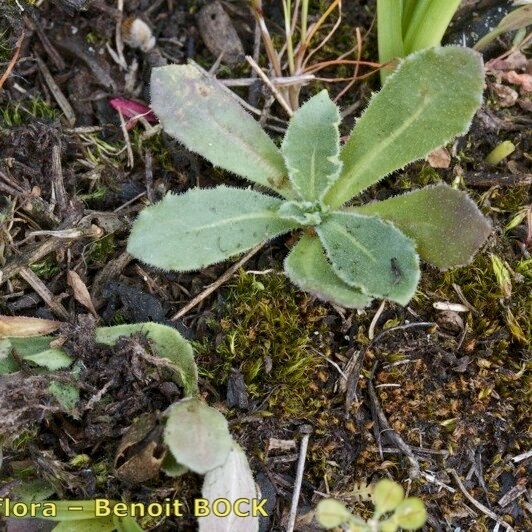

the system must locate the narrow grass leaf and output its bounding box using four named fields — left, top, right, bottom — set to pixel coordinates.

left=281, top=90, right=342, bottom=202
left=127, top=186, right=299, bottom=272
left=284, top=234, right=372, bottom=308
left=317, top=212, right=420, bottom=305
left=151, top=65, right=291, bottom=196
